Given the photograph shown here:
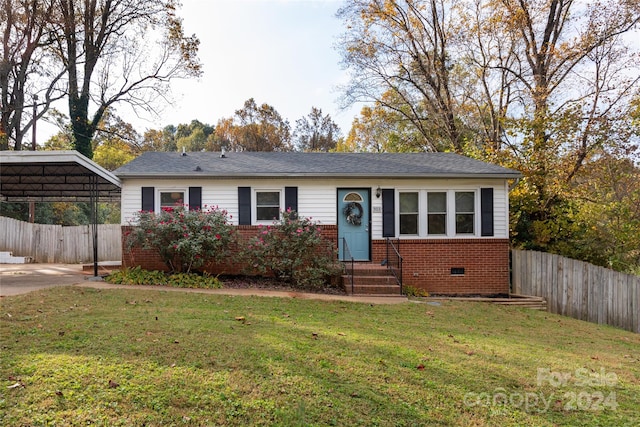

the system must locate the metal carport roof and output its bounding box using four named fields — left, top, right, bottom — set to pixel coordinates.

left=0, top=150, right=121, bottom=202
left=0, top=150, right=122, bottom=276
